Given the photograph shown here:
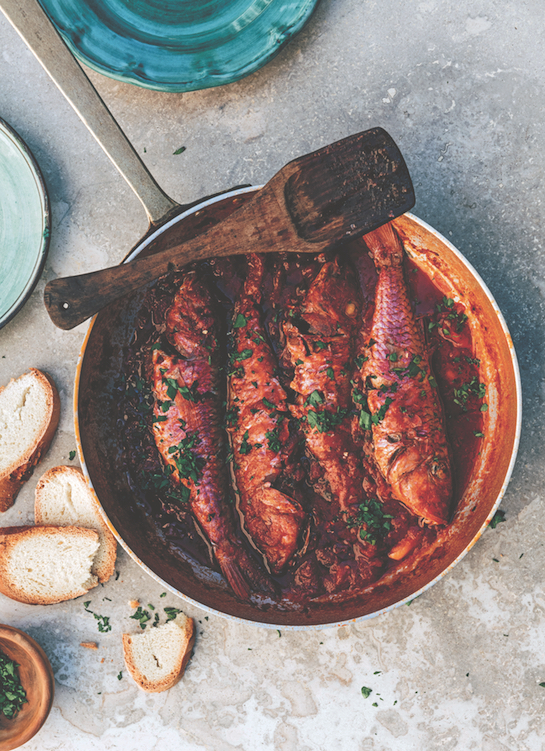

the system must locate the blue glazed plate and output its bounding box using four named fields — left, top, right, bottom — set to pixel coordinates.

left=38, top=0, right=320, bottom=92
left=0, top=119, right=50, bottom=330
